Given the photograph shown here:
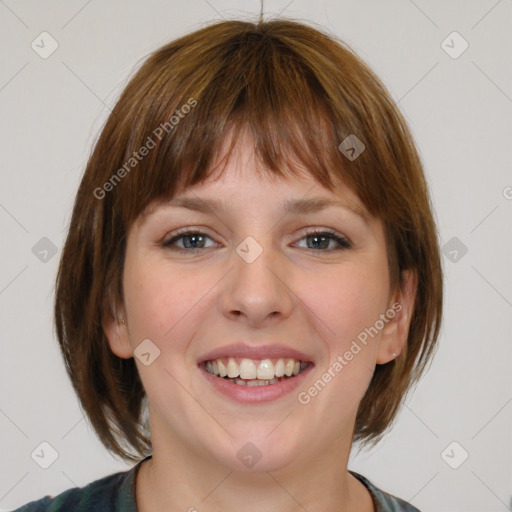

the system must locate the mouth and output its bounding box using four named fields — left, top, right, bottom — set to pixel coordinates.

left=200, top=357, right=311, bottom=387
left=197, top=343, right=314, bottom=403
